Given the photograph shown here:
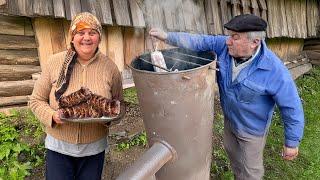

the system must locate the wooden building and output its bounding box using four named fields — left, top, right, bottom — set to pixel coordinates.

left=0, top=0, right=319, bottom=110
